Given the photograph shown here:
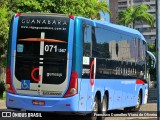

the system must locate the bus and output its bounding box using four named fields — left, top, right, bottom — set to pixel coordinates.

left=6, top=13, right=155, bottom=119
